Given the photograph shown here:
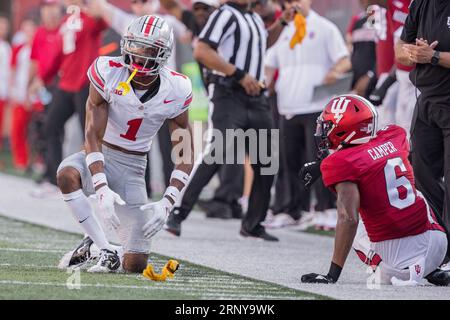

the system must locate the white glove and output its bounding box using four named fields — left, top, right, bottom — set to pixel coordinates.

left=141, top=197, right=172, bottom=239
left=96, top=185, right=126, bottom=229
